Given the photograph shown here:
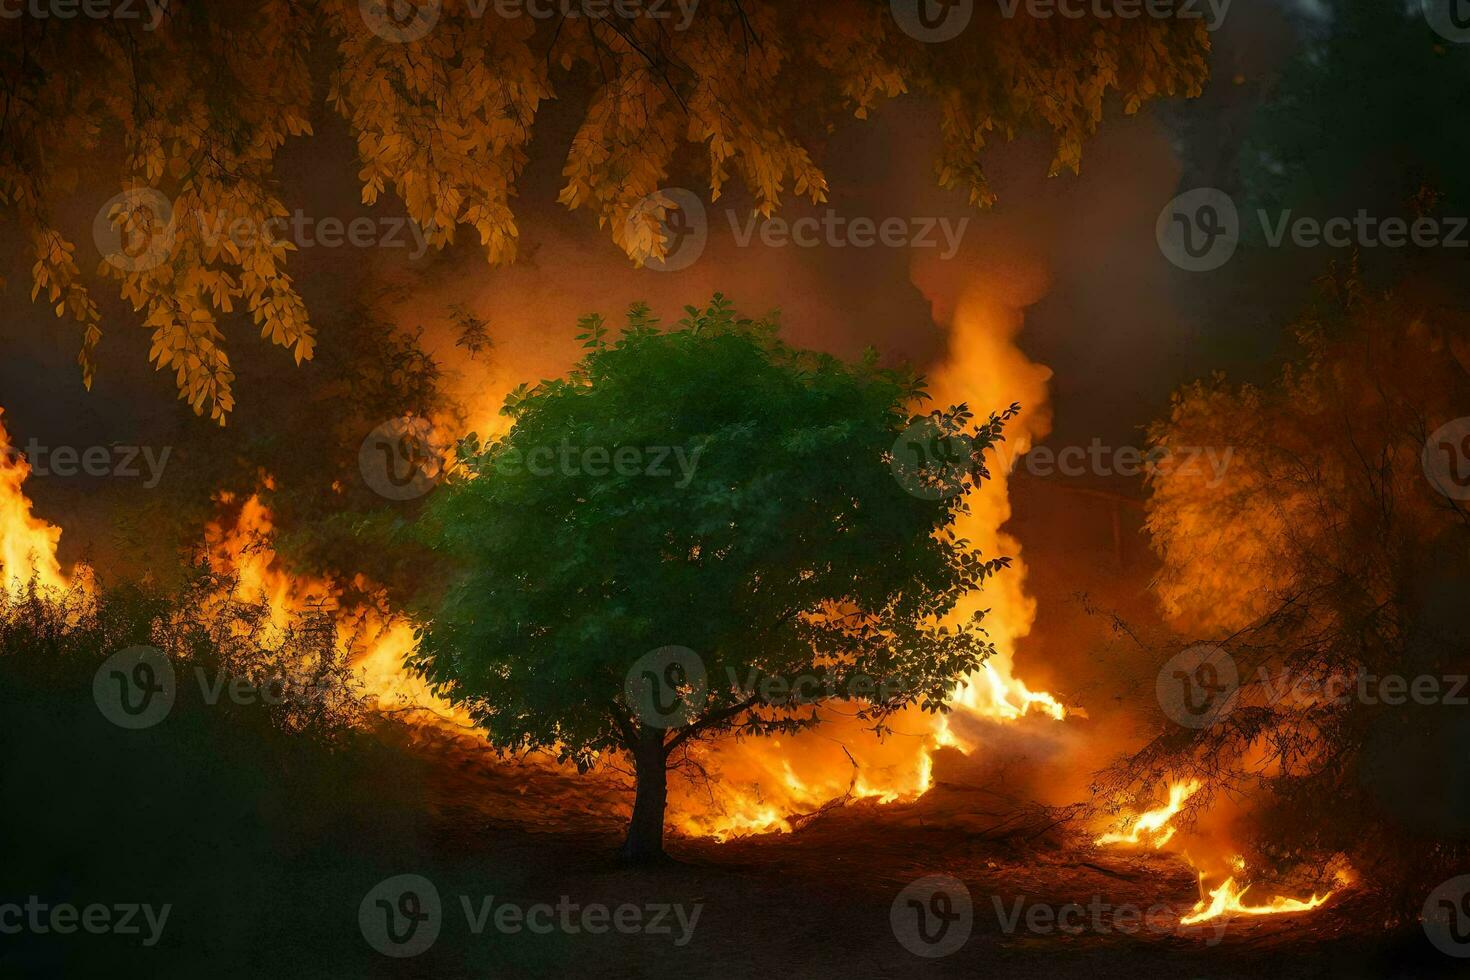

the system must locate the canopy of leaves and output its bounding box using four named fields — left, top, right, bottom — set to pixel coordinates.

left=411, top=296, right=1016, bottom=768
left=1, top=2, right=1207, bottom=421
